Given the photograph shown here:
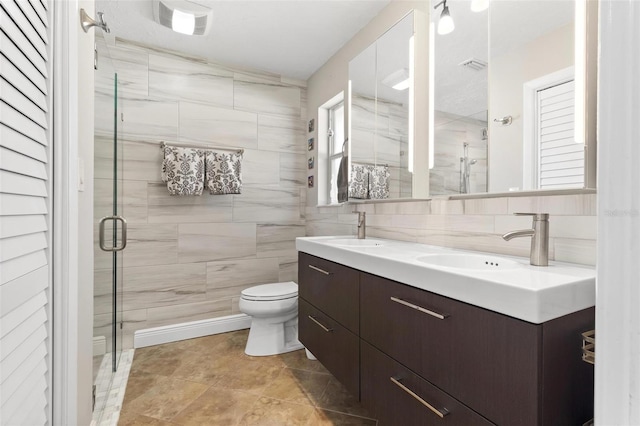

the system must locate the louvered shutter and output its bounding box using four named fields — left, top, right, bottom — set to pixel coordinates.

left=537, top=80, right=585, bottom=189
left=1, top=1, right=52, bottom=425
